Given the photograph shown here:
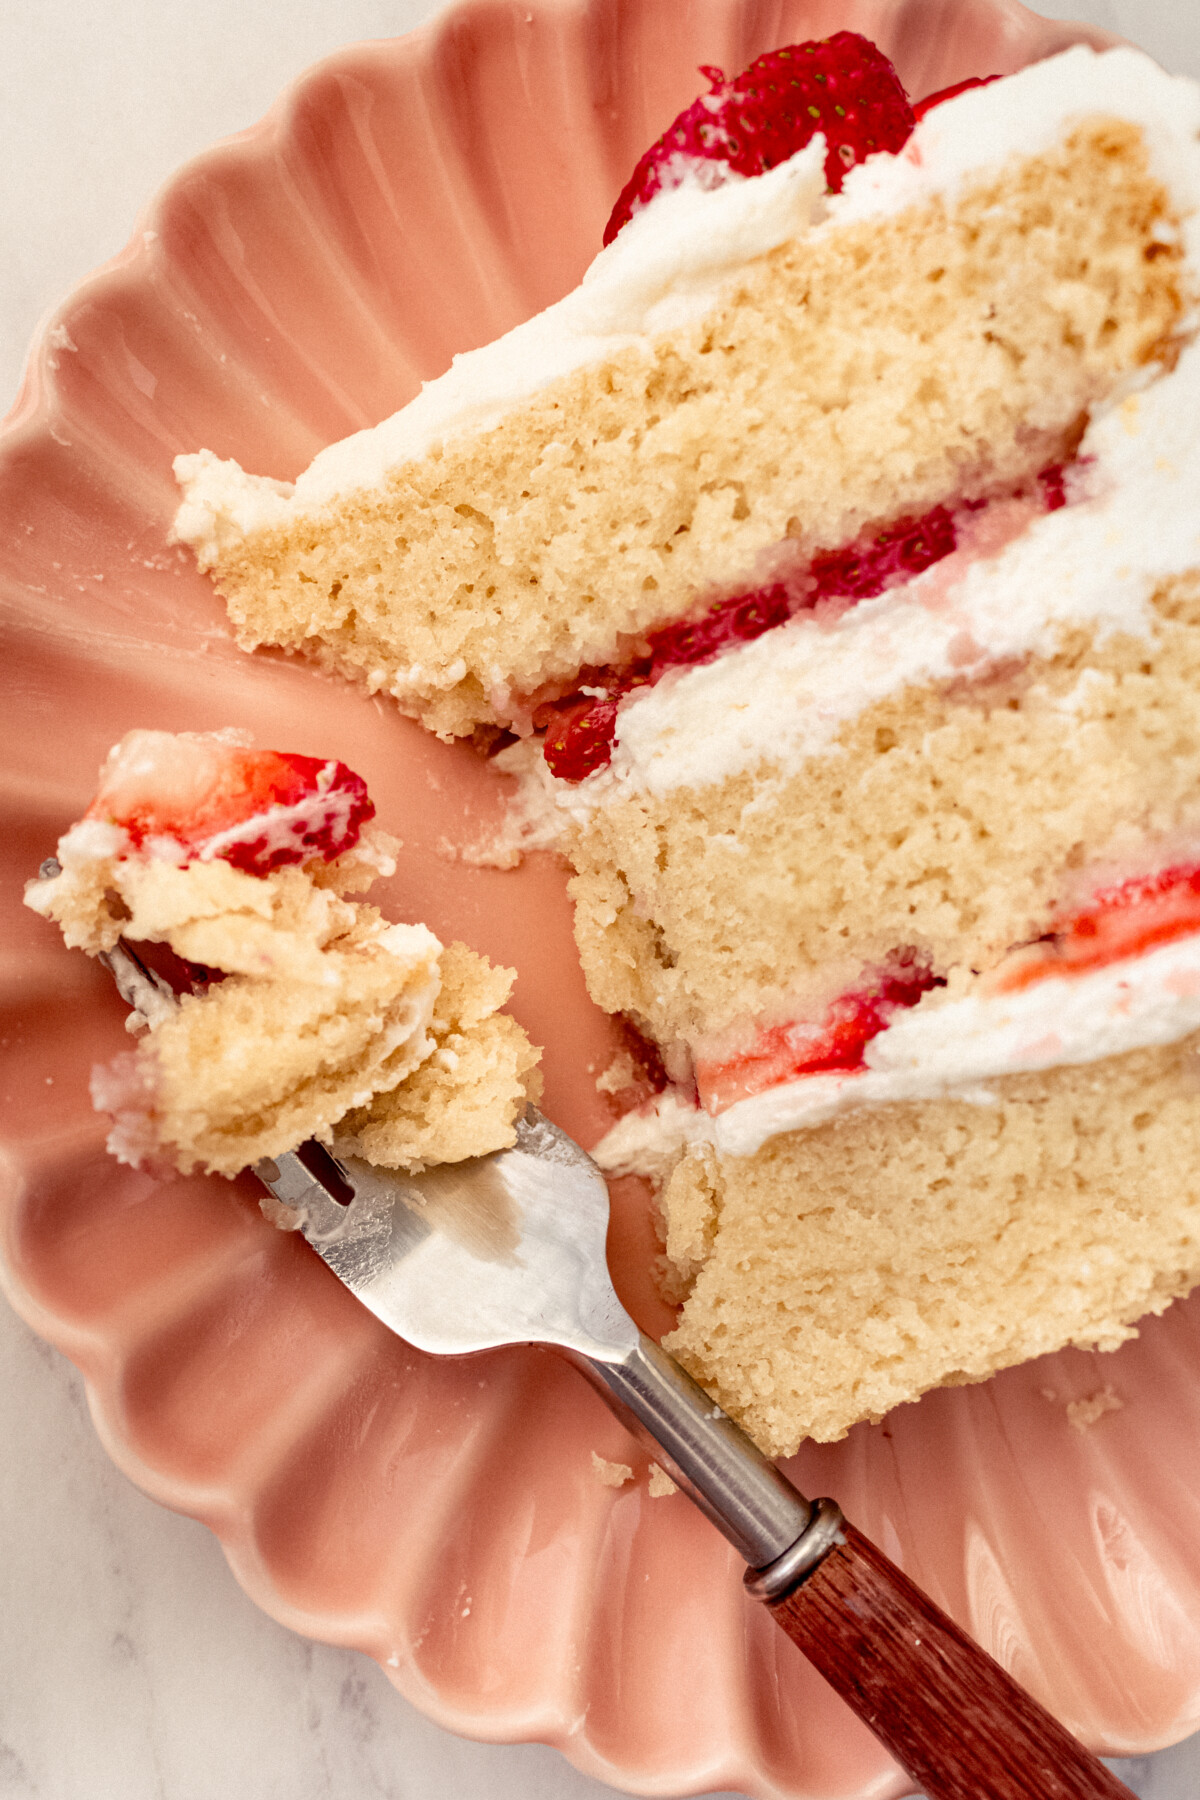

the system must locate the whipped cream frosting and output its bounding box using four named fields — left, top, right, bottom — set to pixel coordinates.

left=592, top=931, right=1200, bottom=1171
left=171, top=45, right=1200, bottom=565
